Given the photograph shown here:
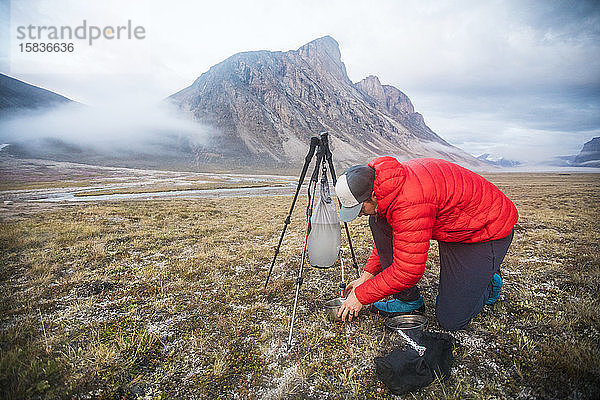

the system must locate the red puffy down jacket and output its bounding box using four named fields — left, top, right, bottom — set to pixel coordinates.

left=354, top=157, right=518, bottom=305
